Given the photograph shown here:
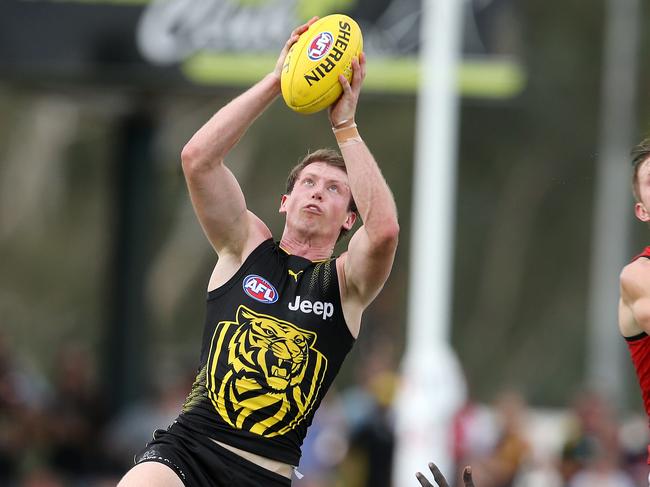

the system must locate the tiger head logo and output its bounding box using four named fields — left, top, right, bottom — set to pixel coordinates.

left=230, top=308, right=314, bottom=392
left=206, top=305, right=327, bottom=437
